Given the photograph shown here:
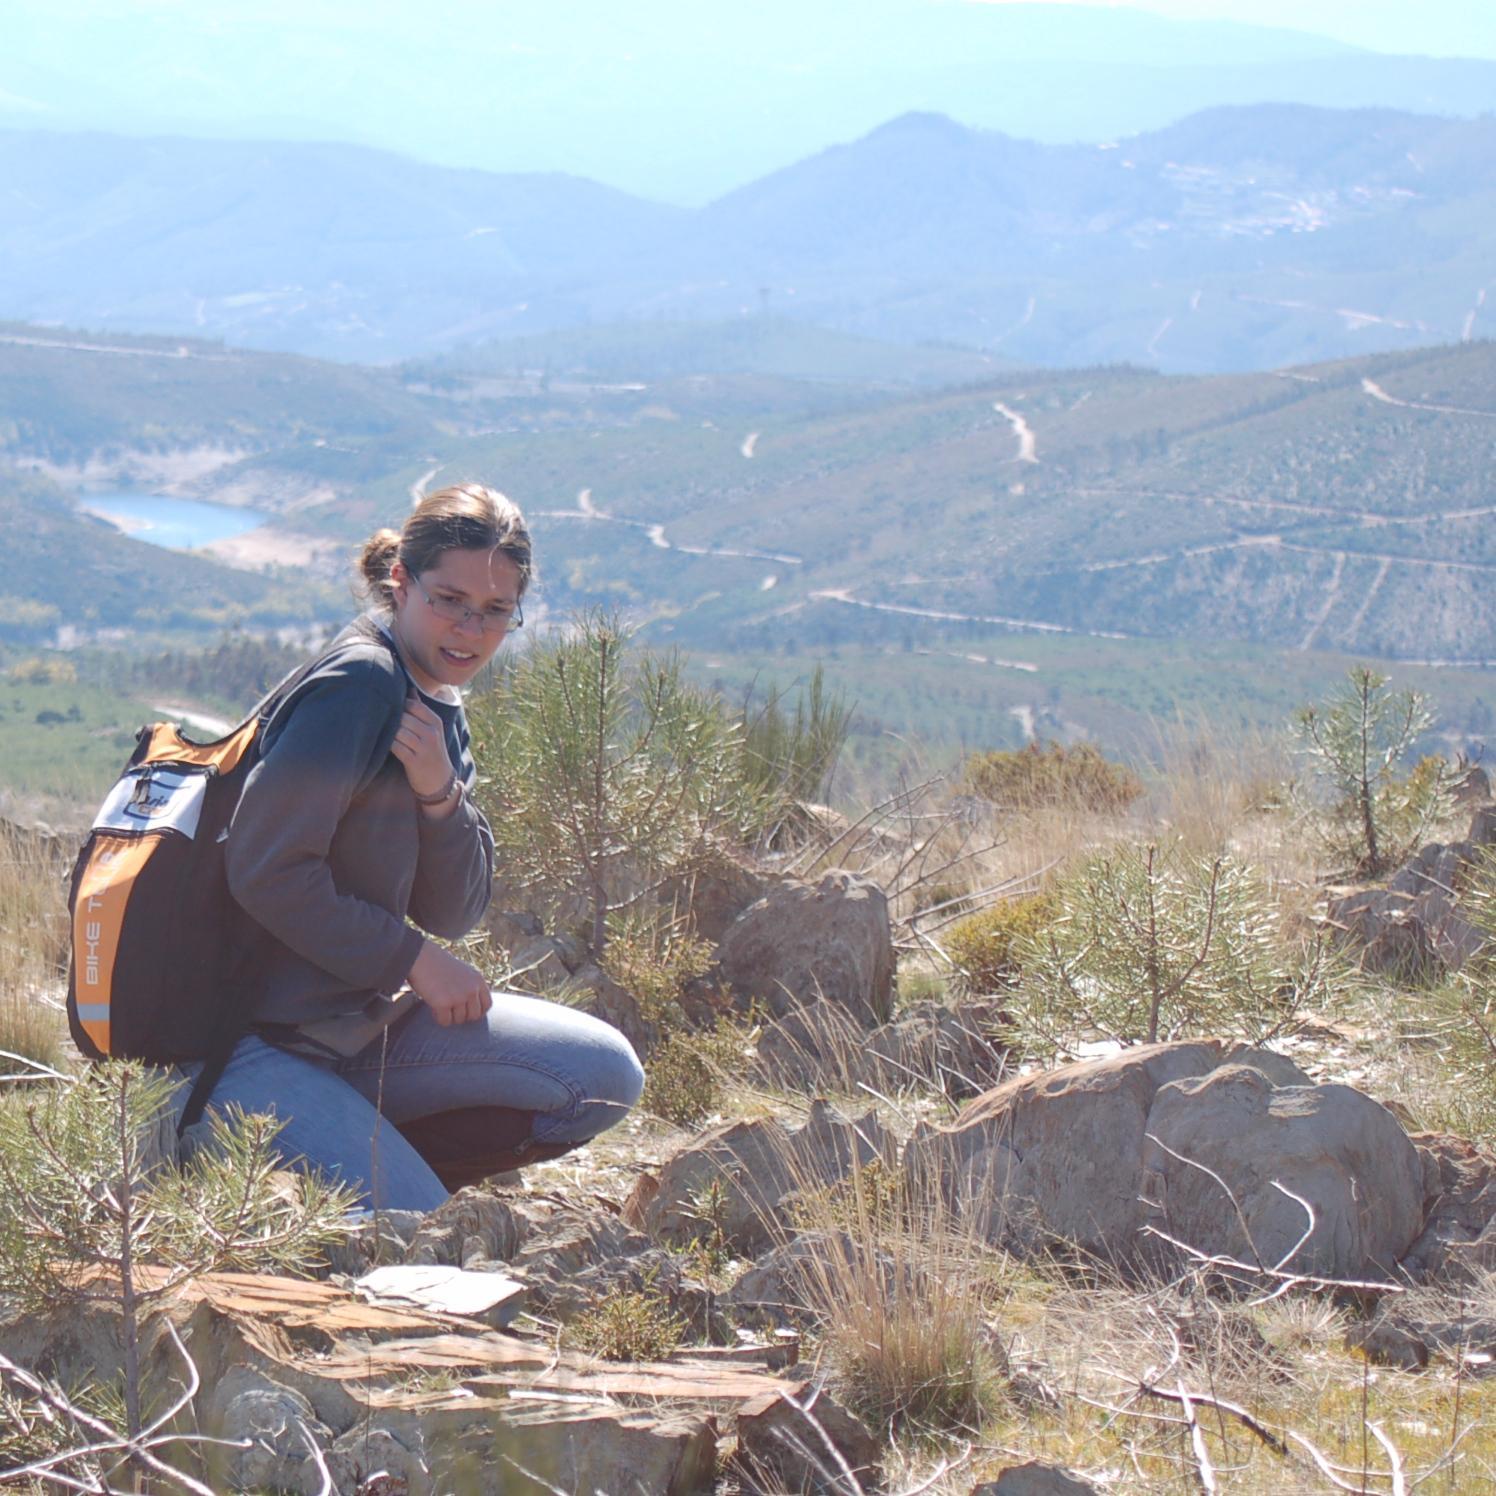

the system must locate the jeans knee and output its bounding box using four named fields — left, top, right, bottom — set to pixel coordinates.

left=595, top=1027, right=645, bottom=1111
left=564, top=1023, right=643, bottom=1140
